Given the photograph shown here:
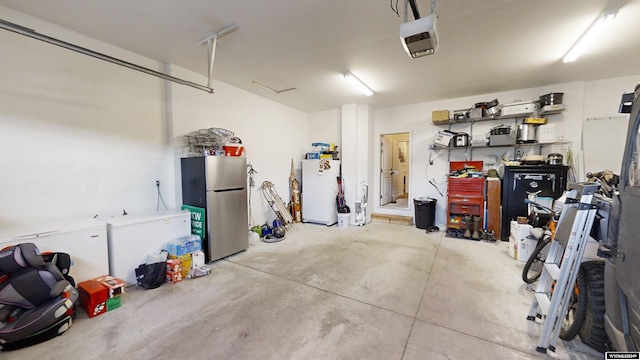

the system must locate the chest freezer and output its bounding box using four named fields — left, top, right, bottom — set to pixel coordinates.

left=98, top=210, right=191, bottom=286
left=0, top=218, right=109, bottom=283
